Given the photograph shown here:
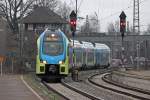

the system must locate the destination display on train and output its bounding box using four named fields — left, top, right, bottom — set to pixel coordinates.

left=45, top=34, right=60, bottom=41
